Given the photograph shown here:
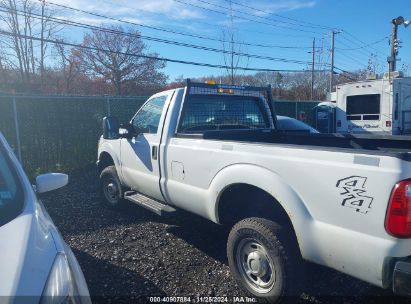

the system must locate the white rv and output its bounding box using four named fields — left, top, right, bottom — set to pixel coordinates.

left=334, top=72, right=411, bottom=135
